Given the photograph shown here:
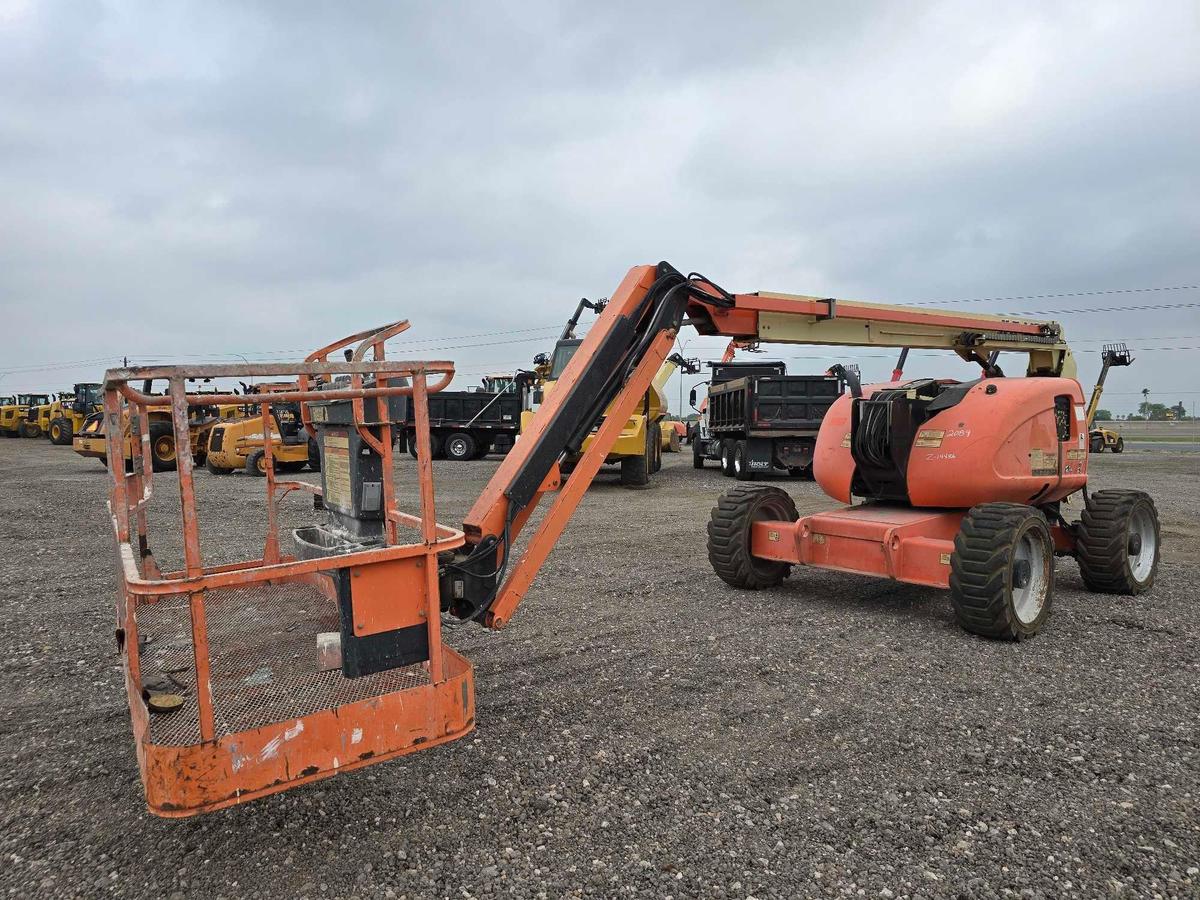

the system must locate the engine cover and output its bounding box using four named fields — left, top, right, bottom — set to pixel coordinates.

left=813, top=376, right=1088, bottom=509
